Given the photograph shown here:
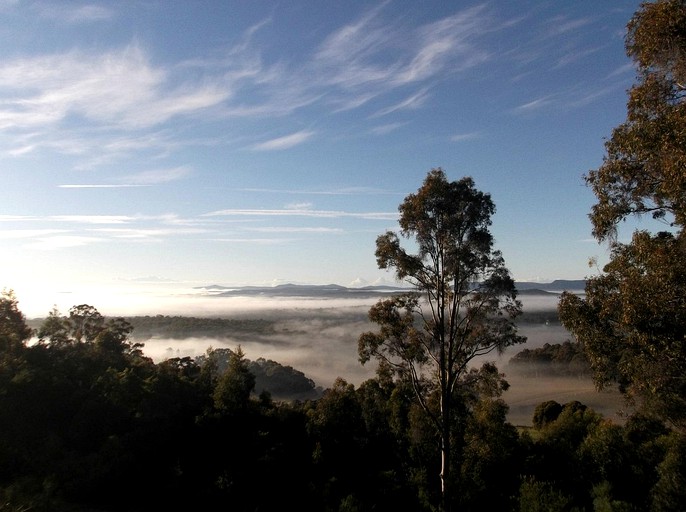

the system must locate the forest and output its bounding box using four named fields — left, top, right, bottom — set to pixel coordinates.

left=3, top=1, right=686, bottom=510
left=0, top=293, right=683, bottom=511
